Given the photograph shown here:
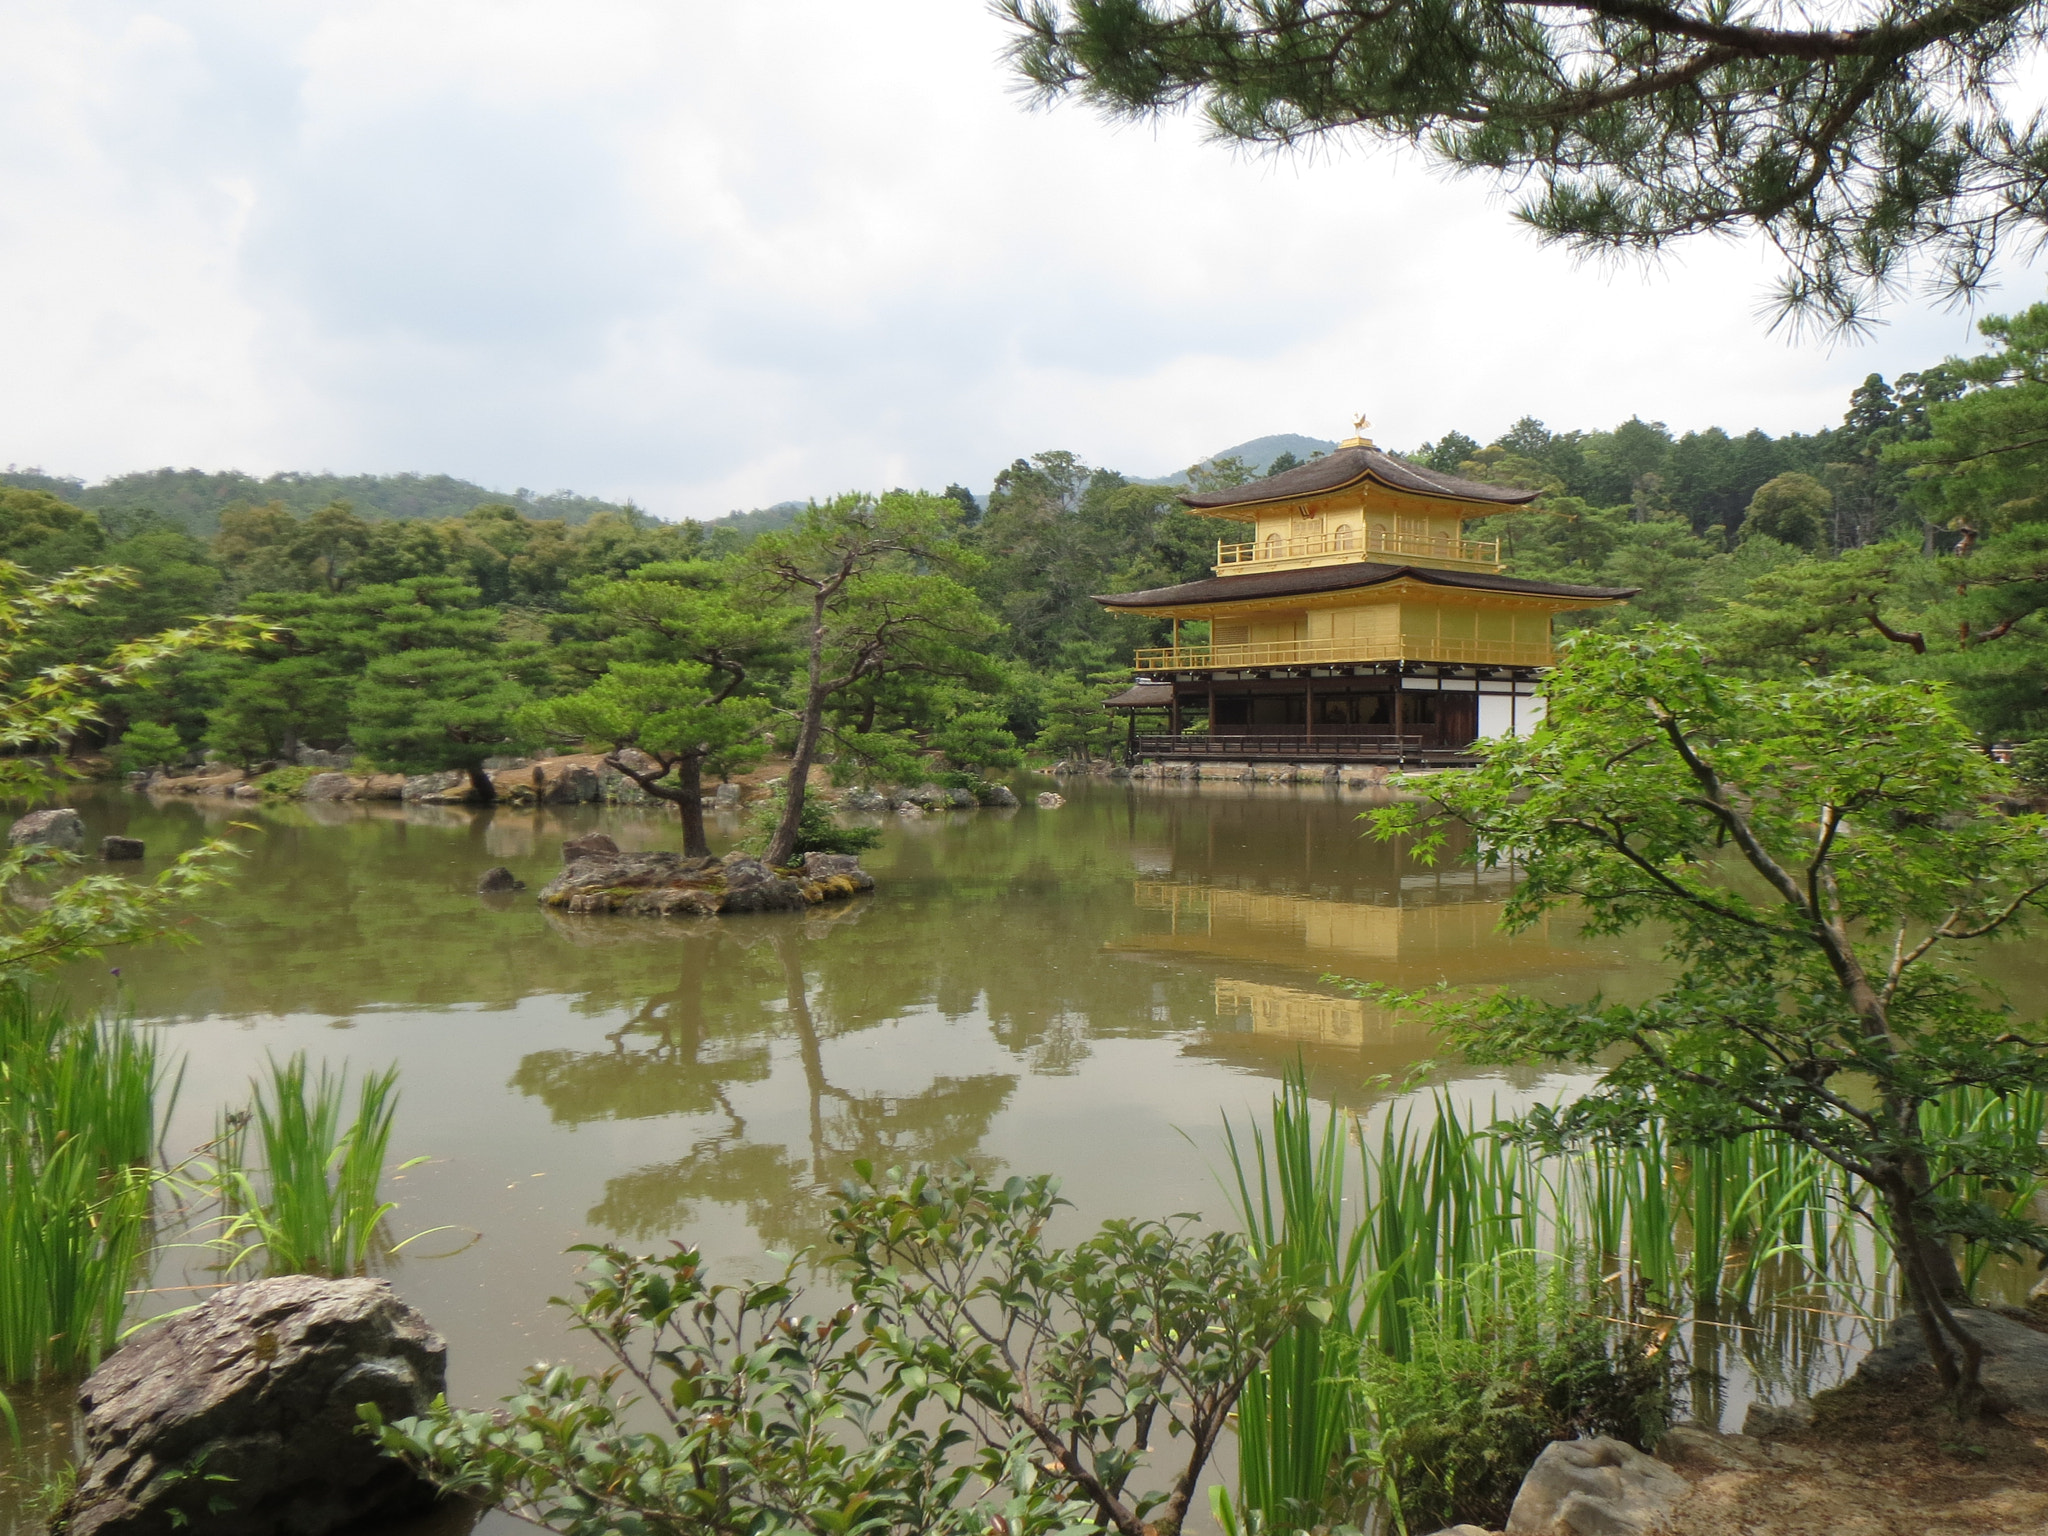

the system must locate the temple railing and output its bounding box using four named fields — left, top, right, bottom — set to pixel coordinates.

left=1216, top=530, right=1501, bottom=571
left=1133, top=731, right=1471, bottom=762
left=1132, top=637, right=1553, bottom=670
